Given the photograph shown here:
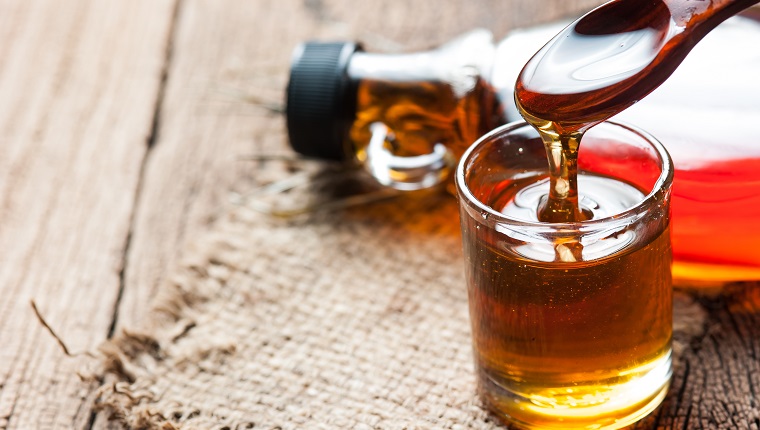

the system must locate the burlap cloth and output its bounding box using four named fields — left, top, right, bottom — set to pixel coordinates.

left=92, top=169, right=703, bottom=429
